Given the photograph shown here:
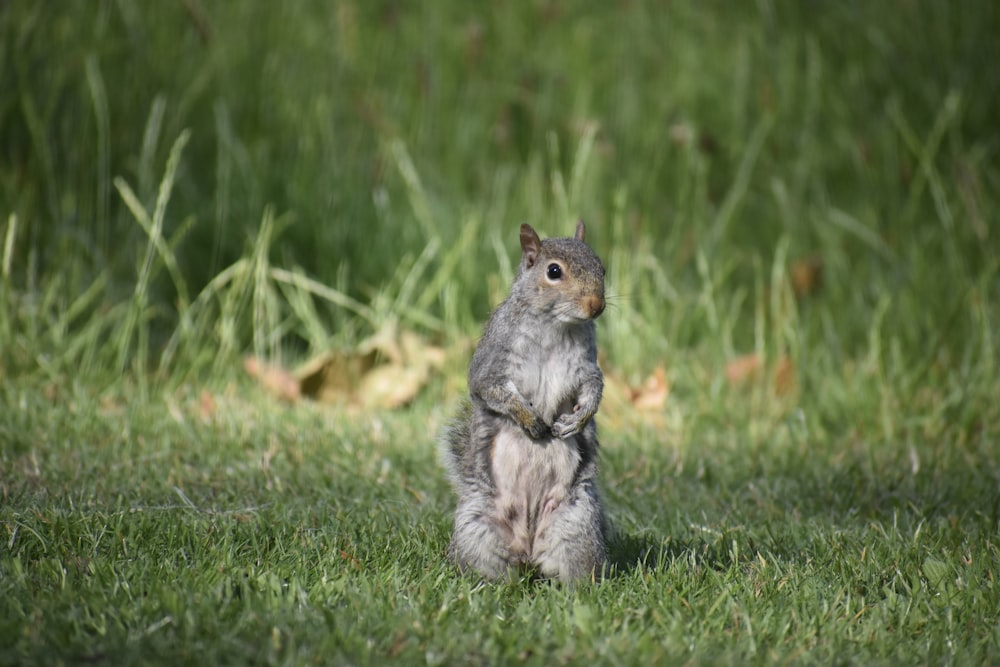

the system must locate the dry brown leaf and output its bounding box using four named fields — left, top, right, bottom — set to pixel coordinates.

left=790, top=256, right=824, bottom=298
left=289, top=322, right=444, bottom=409
left=358, top=363, right=428, bottom=409
left=632, top=367, right=670, bottom=411
left=726, top=353, right=763, bottom=386
left=726, top=353, right=796, bottom=397
left=198, top=390, right=218, bottom=420
left=598, top=366, right=670, bottom=430
left=358, top=323, right=404, bottom=364
left=773, top=355, right=796, bottom=396
left=295, top=348, right=378, bottom=404
left=339, top=548, right=361, bottom=570
left=399, top=329, right=446, bottom=370
left=244, top=356, right=301, bottom=402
